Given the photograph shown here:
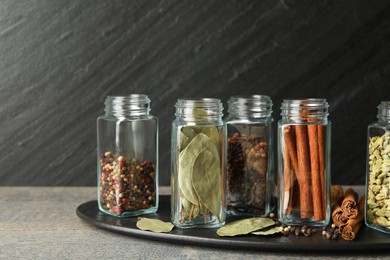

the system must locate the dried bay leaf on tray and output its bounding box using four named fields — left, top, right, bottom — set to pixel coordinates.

left=136, top=217, right=174, bottom=233
left=216, top=218, right=275, bottom=237
left=251, top=226, right=282, bottom=236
